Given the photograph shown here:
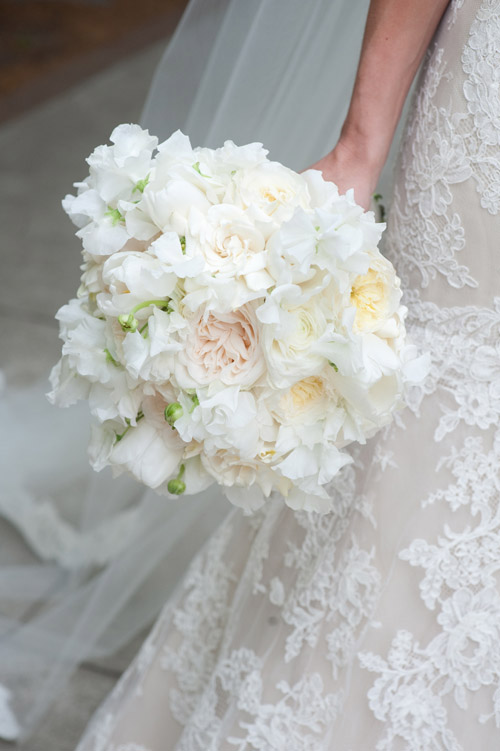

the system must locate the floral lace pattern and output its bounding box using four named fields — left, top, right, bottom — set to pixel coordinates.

left=75, top=1, right=500, bottom=749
